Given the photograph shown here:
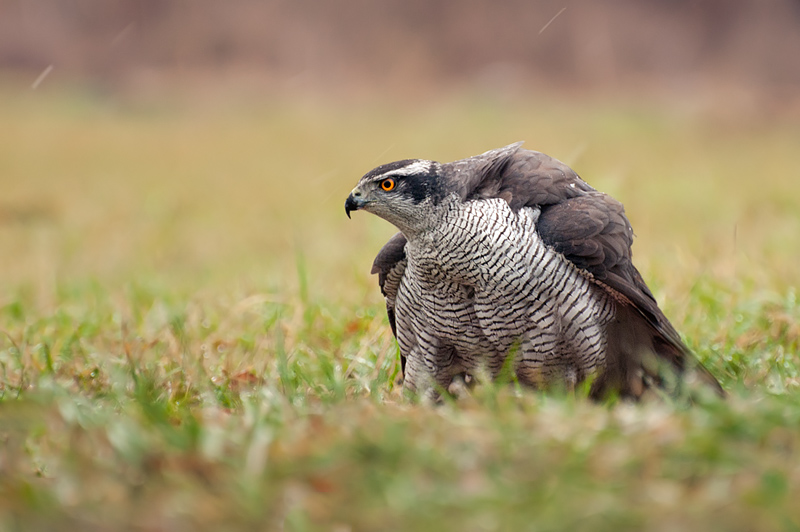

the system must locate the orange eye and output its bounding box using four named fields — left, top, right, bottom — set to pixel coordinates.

left=380, top=178, right=396, bottom=191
